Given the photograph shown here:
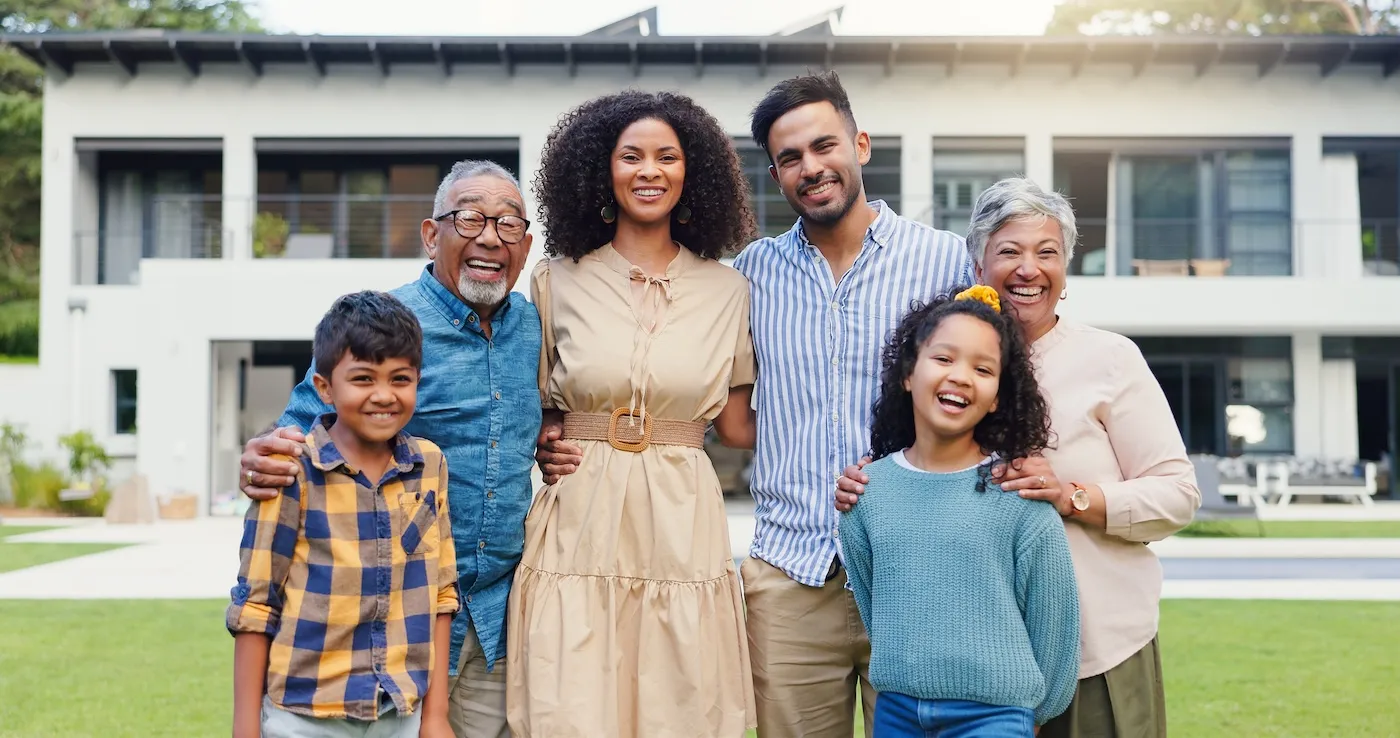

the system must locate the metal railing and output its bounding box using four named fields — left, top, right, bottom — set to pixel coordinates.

left=1362, top=219, right=1400, bottom=276
left=254, top=194, right=435, bottom=259
left=72, top=196, right=225, bottom=285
